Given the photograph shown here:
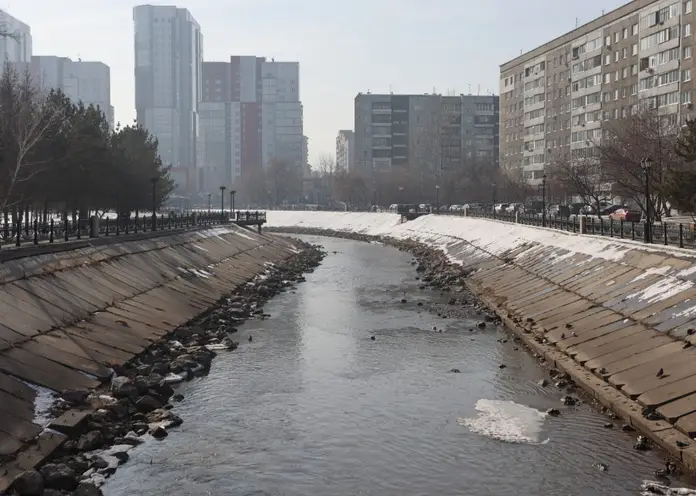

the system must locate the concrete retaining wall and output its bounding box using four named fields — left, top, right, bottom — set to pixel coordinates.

left=267, top=211, right=696, bottom=466
left=0, top=225, right=298, bottom=488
